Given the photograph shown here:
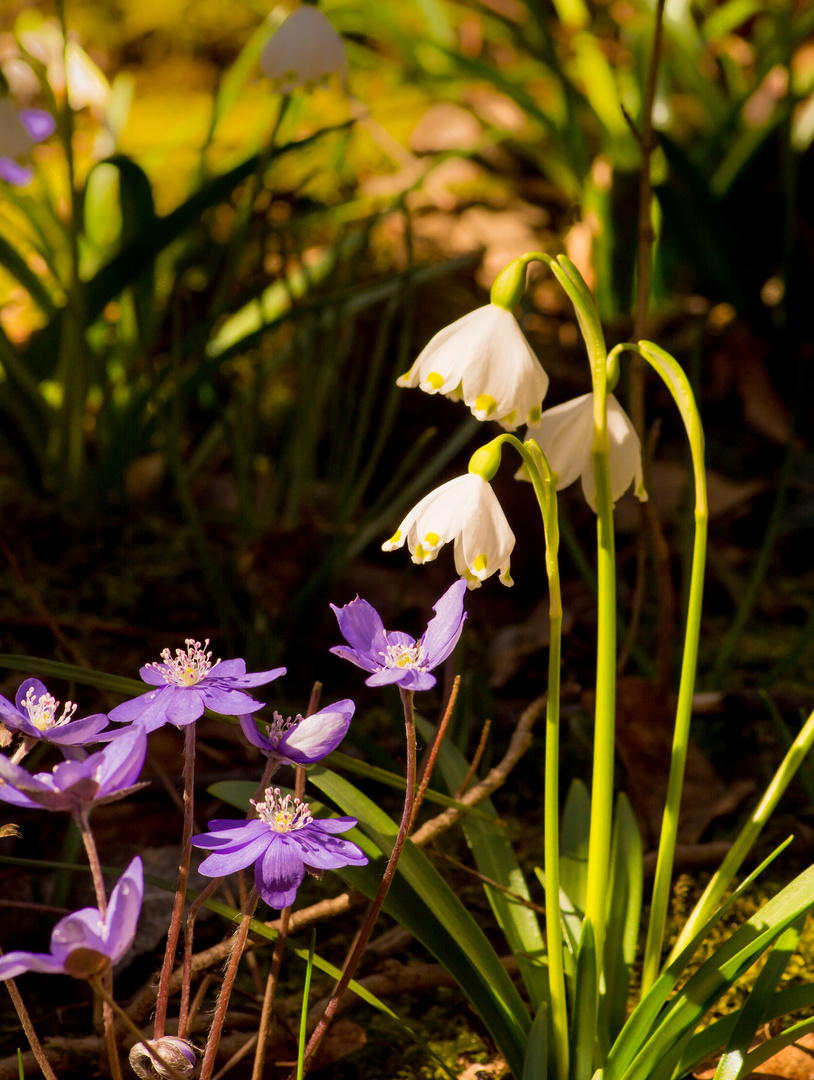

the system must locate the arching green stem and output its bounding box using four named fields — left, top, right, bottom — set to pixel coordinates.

left=608, top=342, right=708, bottom=994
